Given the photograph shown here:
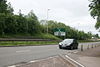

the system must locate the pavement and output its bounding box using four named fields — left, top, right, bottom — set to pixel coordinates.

left=14, top=56, right=75, bottom=67
left=67, top=45, right=100, bottom=67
